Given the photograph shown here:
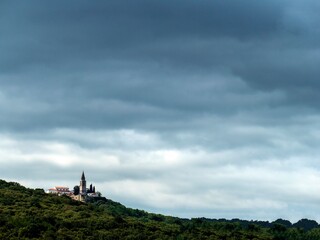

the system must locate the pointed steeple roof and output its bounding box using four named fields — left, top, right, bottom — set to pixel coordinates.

left=81, top=171, right=86, bottom=181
